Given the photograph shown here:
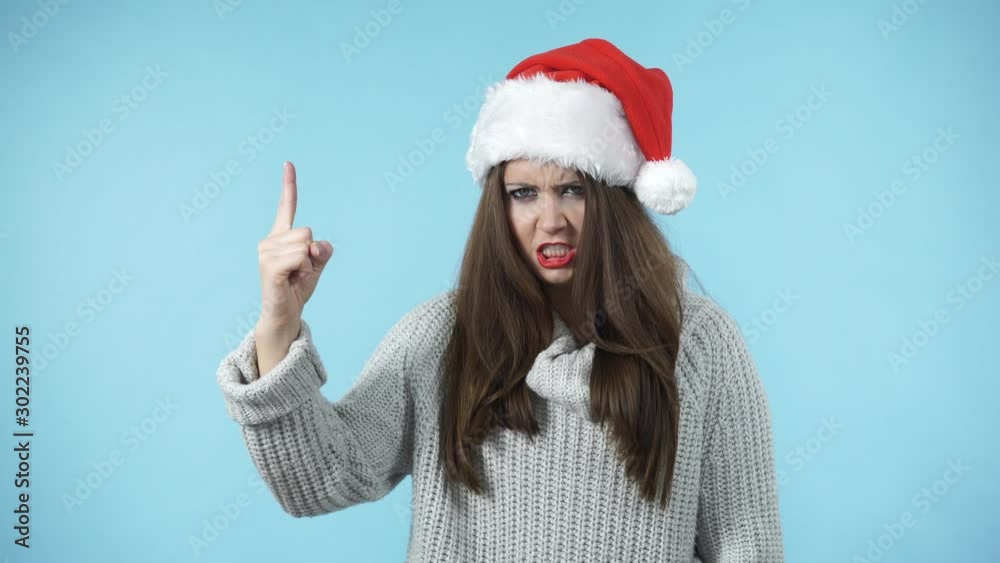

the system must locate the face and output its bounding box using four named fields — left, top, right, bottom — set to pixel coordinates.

left=503, top=159, right=585, bottom=289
